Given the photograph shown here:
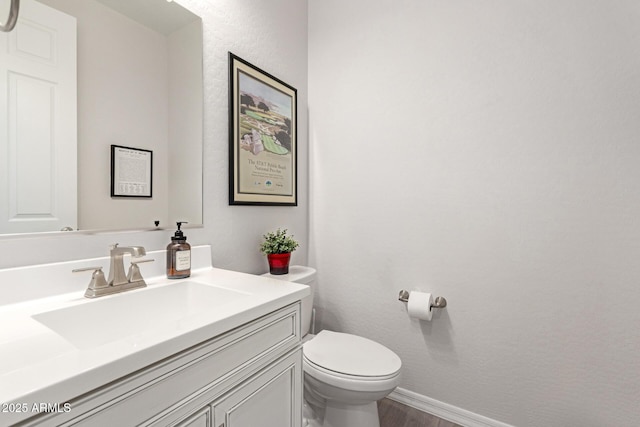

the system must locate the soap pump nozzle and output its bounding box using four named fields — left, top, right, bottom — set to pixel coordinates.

left=172, top=221, right=188, bottom=241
